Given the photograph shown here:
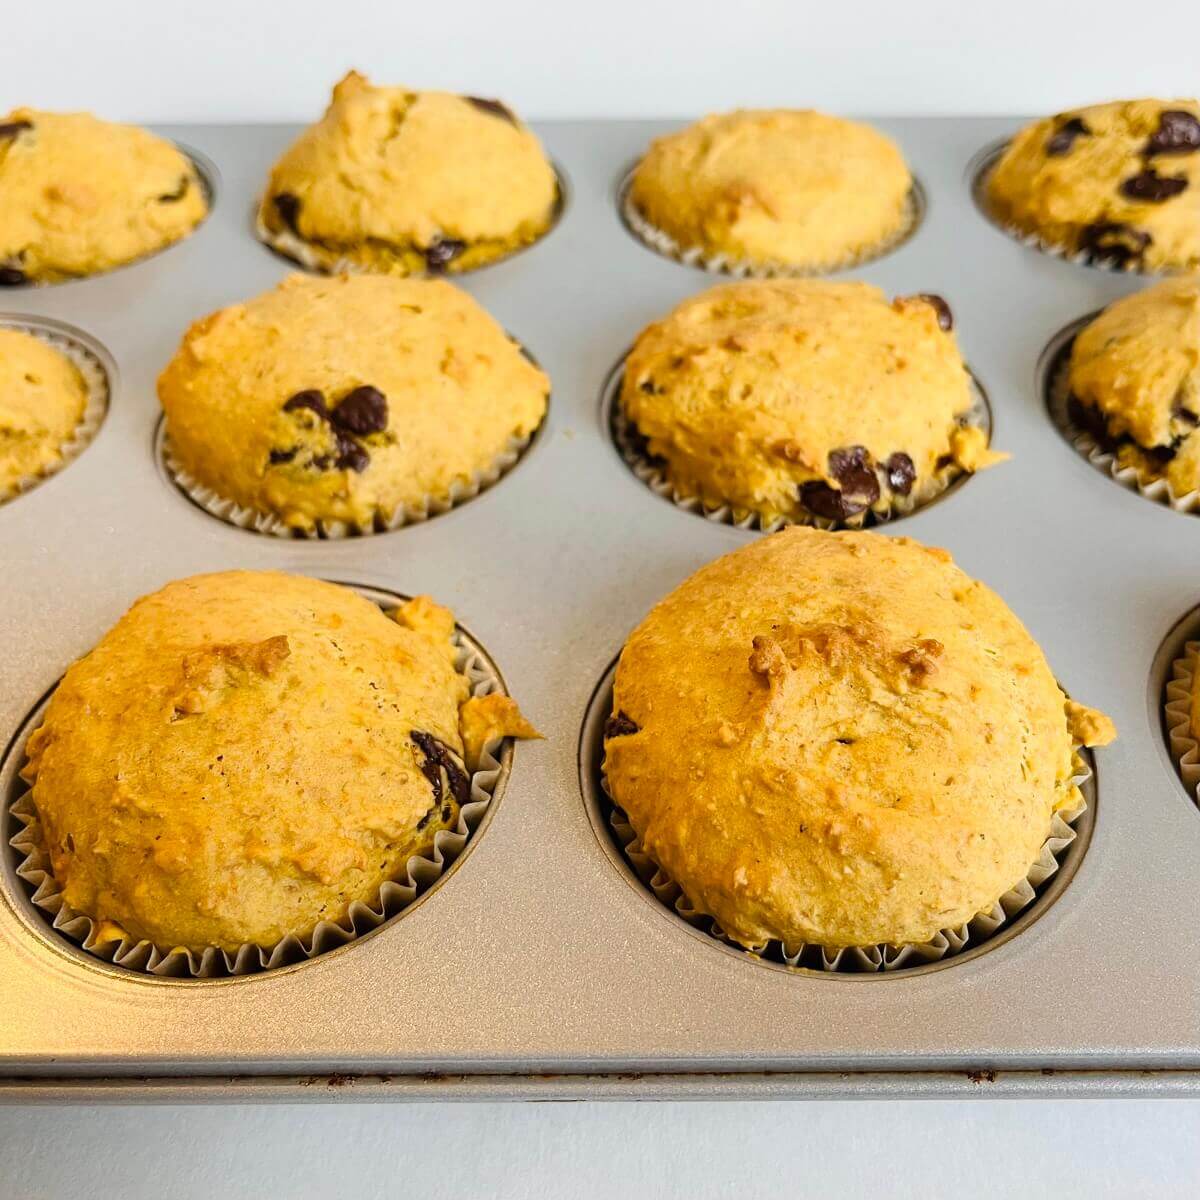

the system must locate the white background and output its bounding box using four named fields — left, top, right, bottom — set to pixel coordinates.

left=4, top=1, right=1200, bottom=1195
